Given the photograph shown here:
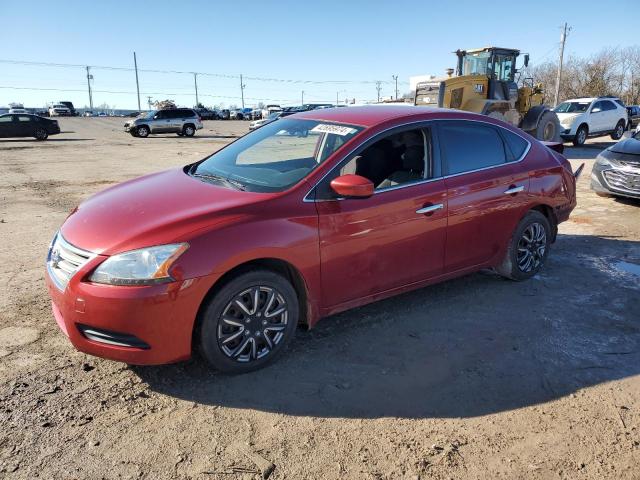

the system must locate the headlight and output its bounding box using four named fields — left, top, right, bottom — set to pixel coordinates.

left=89, top=243, right=189, bottom=286
left=595, top=154, right=613, bottom=168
